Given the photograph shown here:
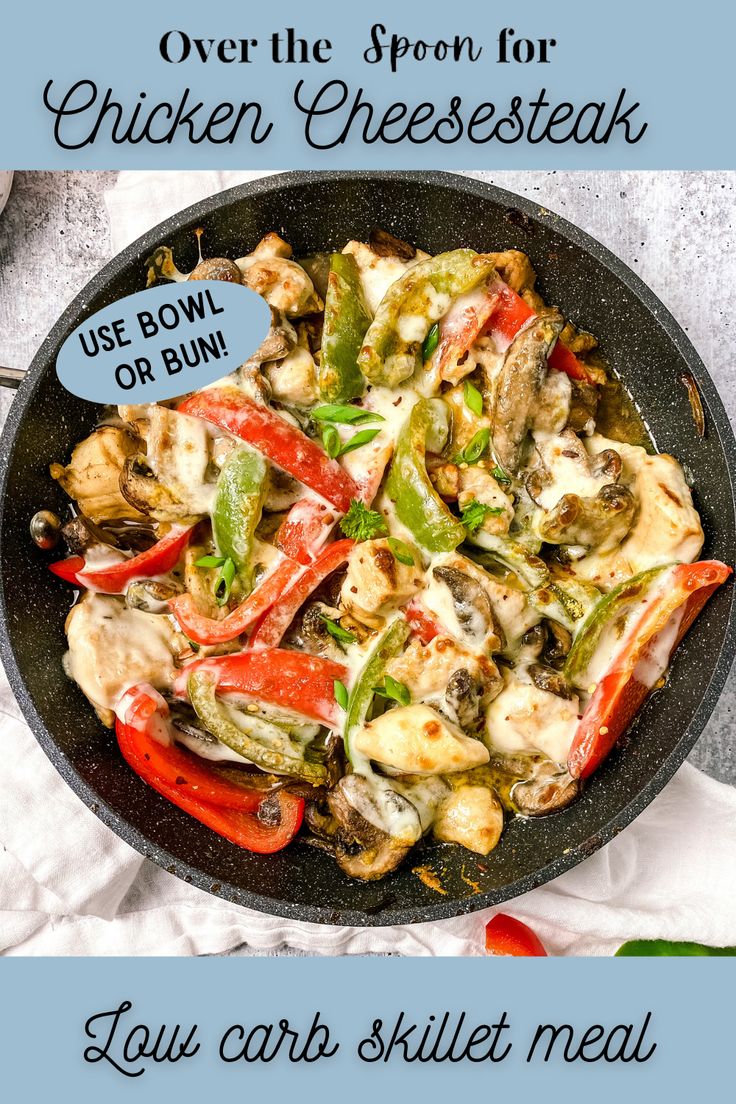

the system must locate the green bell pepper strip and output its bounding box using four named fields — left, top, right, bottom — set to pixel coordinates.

left=529, top=578, right=602, bottom=636
left=319, top=253, right=372, bottom=403
left=344, top=618, right=410, bottom=765
left=358, top=250, right=498, bottom=387
left=616, top=940, right=736, bottom=956
left=212, top=445, right=268, bottom=594
left=564, top=565, right=669, bottom=689
left=462, top=534, right=550, bottom=590
left=188, top=671, right=327, bottom=786
left=385, top=399, right=466, bottom=554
